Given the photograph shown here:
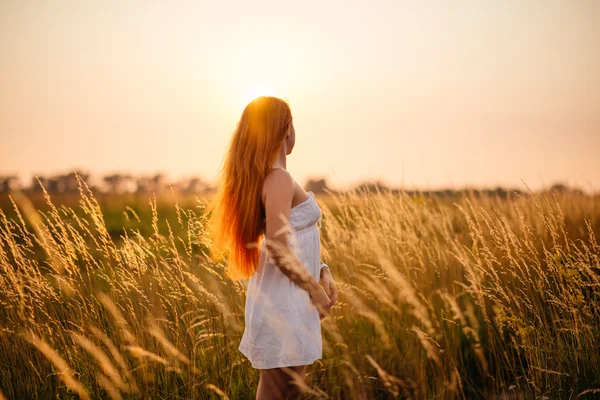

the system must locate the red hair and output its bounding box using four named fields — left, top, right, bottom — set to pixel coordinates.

left=206, top=96, right=293, bottom=279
